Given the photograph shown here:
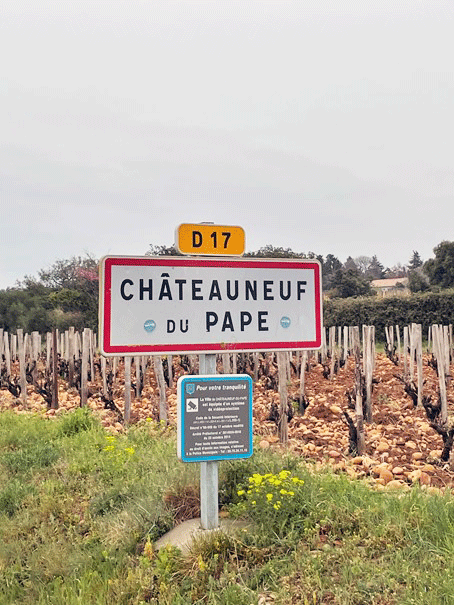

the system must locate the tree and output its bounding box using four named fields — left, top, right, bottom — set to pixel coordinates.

left=244, top=245, right=306, bottom=259
left=408, top=268, right=429, bottom=293
left=424, top=241, right=454, bottom=289
left=332, top=268, right=372, bottom=298
left=408, top=251, right=423, bottom=271
left=146, top=244, right=181, bottom=256
left=384, top=263, right=407, bottom=278
left=322, top=254, right=343, bottom=290
left=353, top=256, right=372, bottom=274
left=0, top=286, right=51, bottom=332
left=21, top=255, right=98, bottom=290
left=365, top=255, right=385, bottom=280
left=2, top=254, right=100, bottom=332
left=344, top=256, right=357, bottom=271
